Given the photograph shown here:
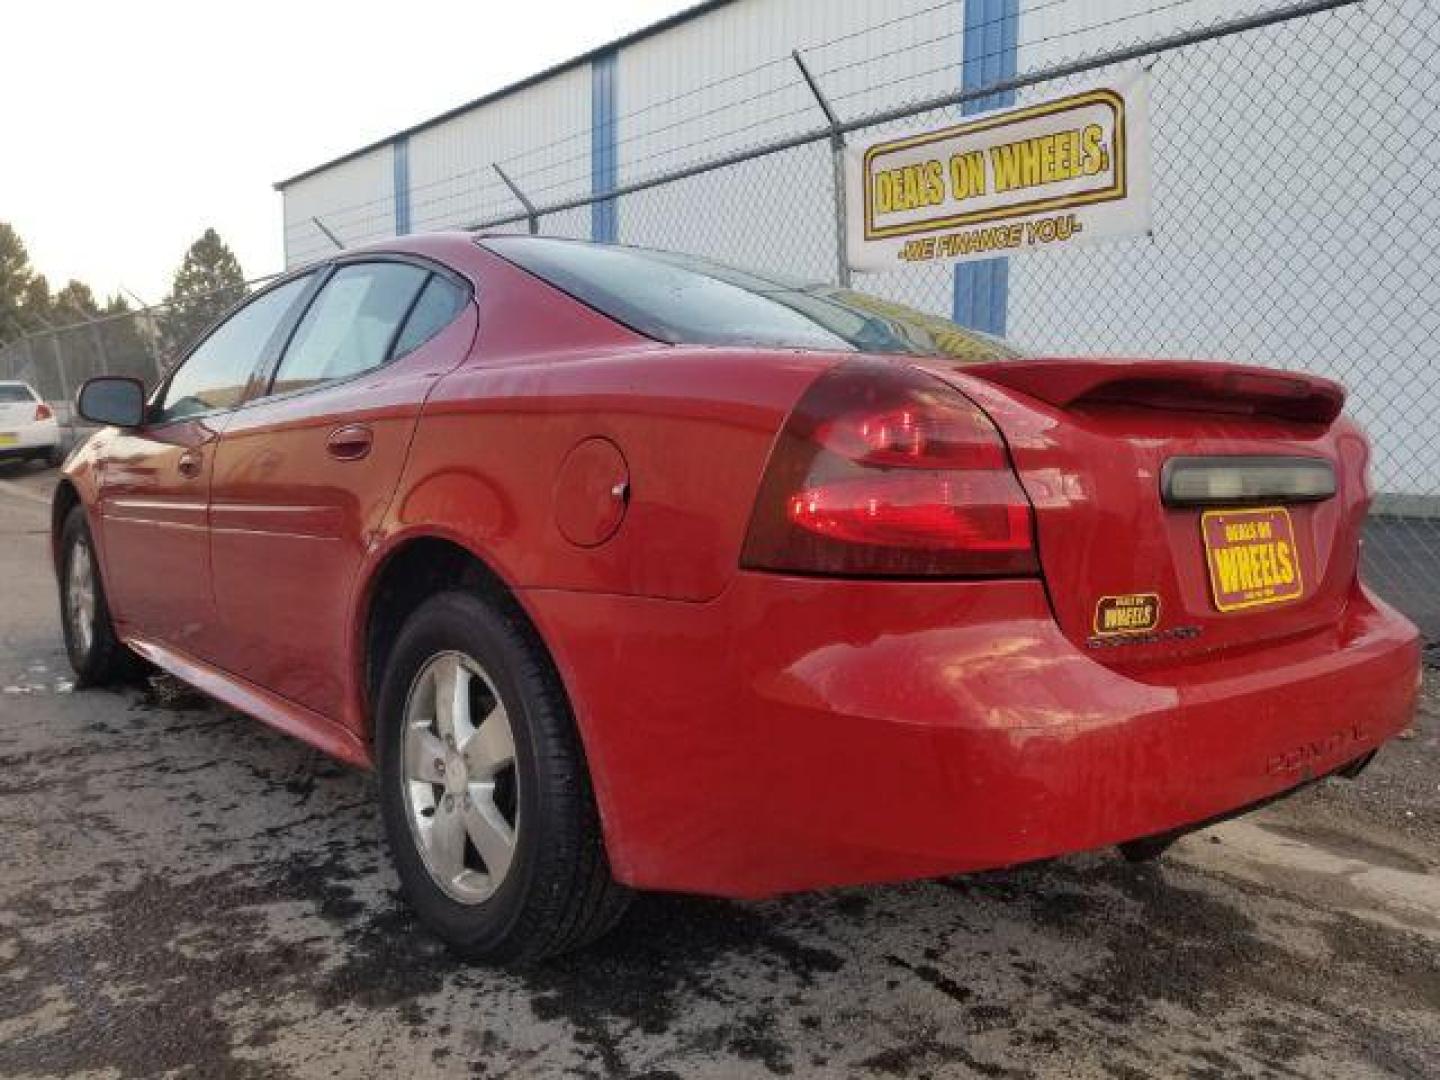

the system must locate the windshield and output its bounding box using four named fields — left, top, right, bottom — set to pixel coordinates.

left=0, top=385, right=37, bottom=403
left=481, top=236, right=1024, bottom=363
